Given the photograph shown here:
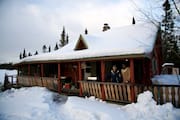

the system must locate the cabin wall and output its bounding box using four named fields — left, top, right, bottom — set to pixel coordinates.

left=152, top=32, right=162, bottom=75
